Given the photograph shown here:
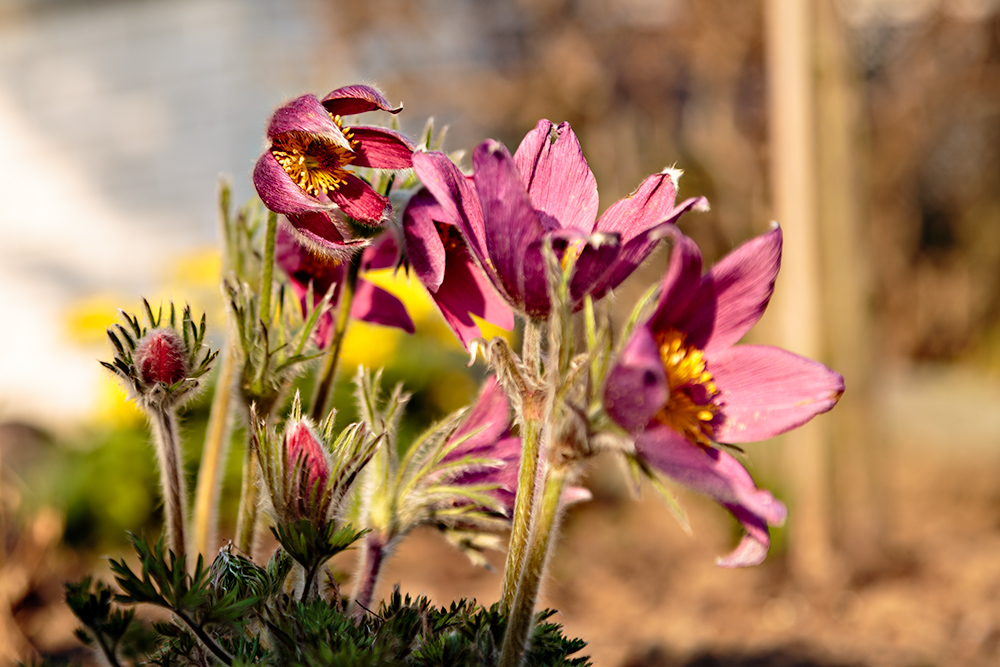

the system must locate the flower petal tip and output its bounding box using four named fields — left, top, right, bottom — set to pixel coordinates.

left=693, top=197, right=711, bottom=213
